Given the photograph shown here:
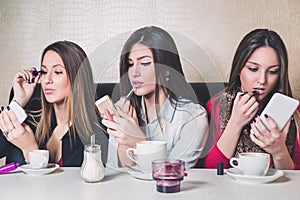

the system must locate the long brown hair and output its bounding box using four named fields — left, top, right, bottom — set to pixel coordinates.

left=215, top=29, right=299, bottom=138
left=119, top=26, right=197, bottom=126
left=35, top=41, right=99, bottom=147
